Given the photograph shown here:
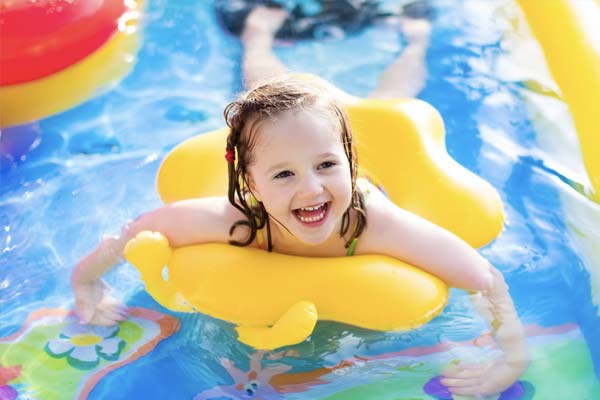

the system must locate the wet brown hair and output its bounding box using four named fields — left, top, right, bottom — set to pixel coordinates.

left=223, top=74, right=365, bottom=251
